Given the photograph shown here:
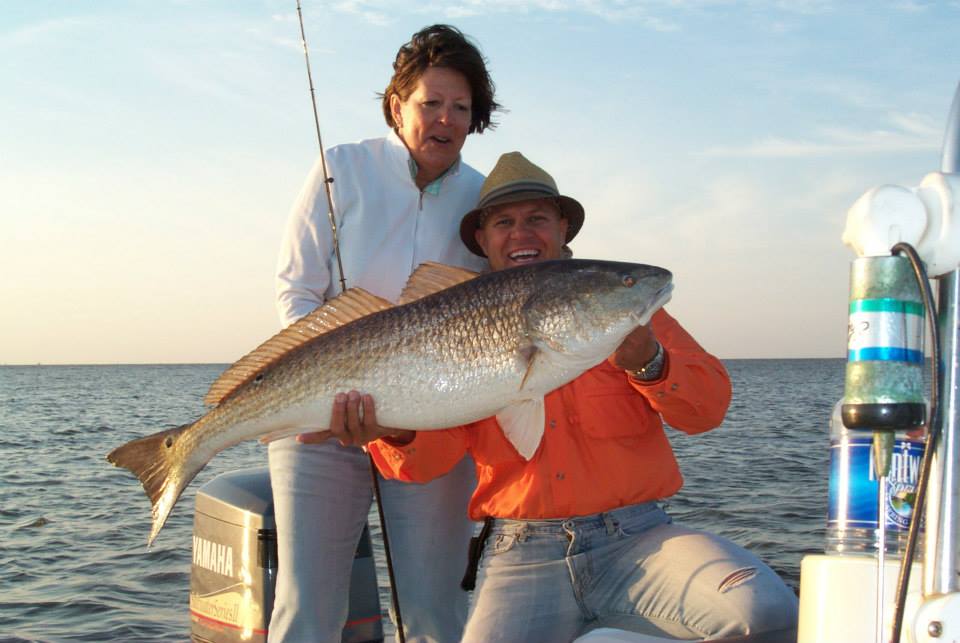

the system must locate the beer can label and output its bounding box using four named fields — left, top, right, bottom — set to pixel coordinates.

left=827, top=437, right=923, bottom=531
left=847, top=299, right=924, bottom=363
